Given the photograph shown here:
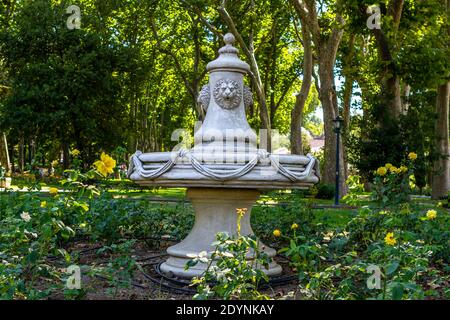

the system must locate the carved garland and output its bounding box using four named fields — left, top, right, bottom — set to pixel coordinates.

left=128, top=150, right=317, bottom=182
